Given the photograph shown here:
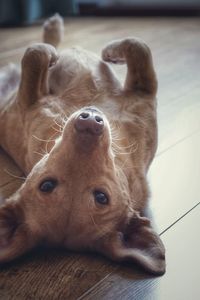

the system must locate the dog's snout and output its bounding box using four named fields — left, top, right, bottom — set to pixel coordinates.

left=75, top=110, right=104, bottom=136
